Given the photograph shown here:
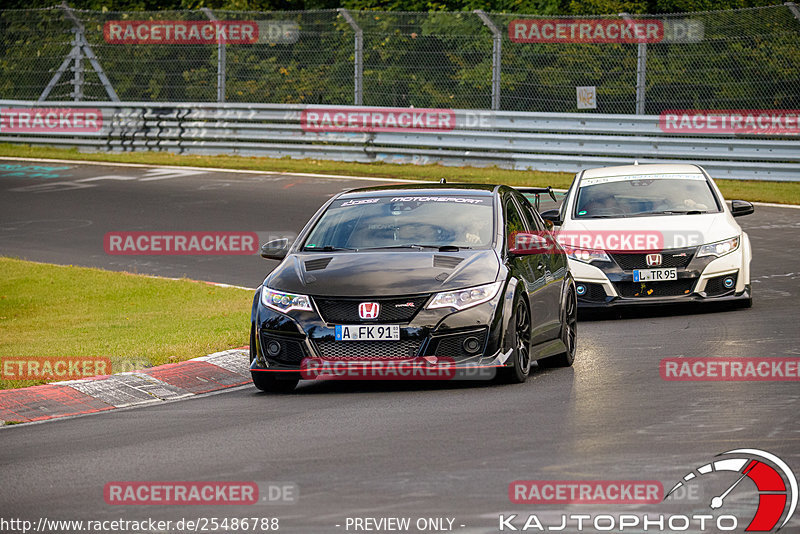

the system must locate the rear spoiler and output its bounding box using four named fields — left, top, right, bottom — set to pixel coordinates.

left=516, top=186, right=557, bottom=210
